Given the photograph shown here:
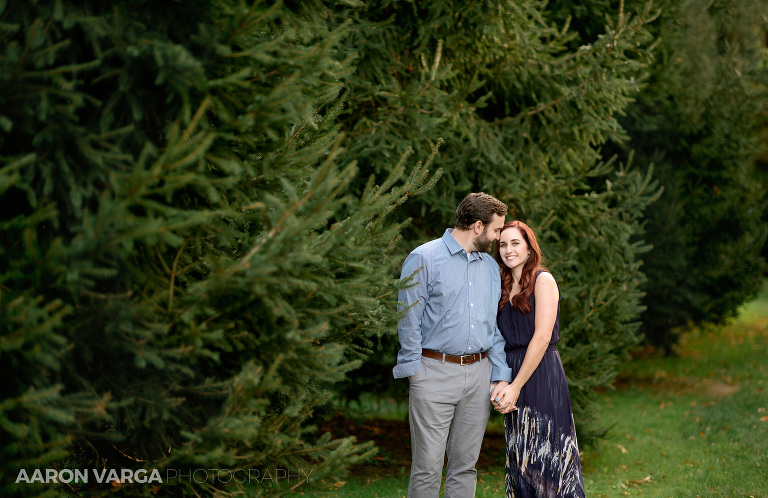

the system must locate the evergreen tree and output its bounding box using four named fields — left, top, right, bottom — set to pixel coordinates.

left=326, top=0, right=661, bottom=439
left=548, top=0, right=768, bottom=351
left=7, top=1, right=758, bottom=494
left=0, top=1, right=439, bottom=496
left=628, top=0, right=768, bottom=350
